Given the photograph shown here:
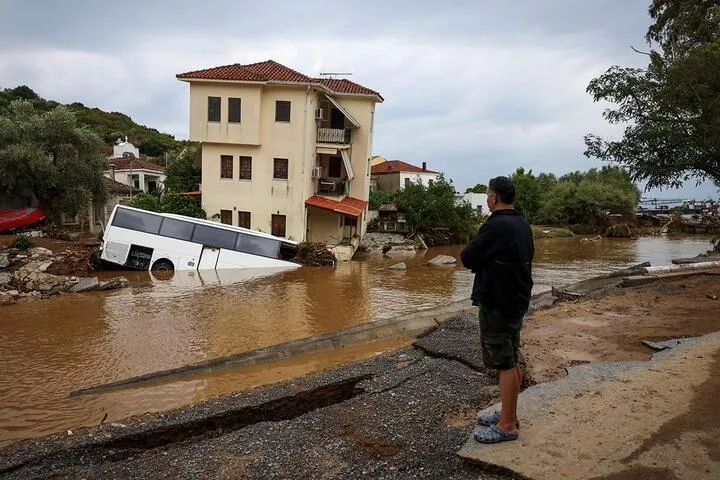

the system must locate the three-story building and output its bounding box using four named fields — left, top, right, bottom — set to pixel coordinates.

left=176, top=60, right=383, bottom=246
